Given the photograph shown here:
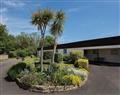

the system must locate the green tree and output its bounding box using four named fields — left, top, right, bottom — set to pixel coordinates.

left=31, top=9, right=54, bottom=72
left=29, top=32, right=40, bottom=51
left=0, top=24, right=8, bottom=53
left=50, top=10, right=65, bottom=64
